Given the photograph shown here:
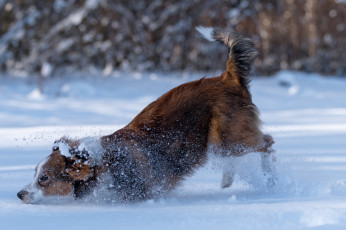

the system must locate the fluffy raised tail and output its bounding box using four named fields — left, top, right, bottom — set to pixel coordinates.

left=196, top=27, right=258, bottom=85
